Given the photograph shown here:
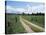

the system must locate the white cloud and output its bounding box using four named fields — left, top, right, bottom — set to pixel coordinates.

left=6, top=5, right=45, bottom=14
left=24, top=4, right=45, bottom=14
left=32, top=5, right=45, bottom=13
left=15, top=8, right=25, bottom=12
left=6, top=6, right=16, bottom=13
left=6, top=6, right=26, bottom=14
